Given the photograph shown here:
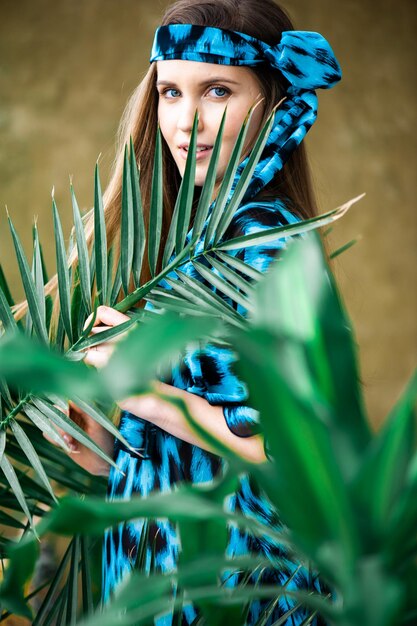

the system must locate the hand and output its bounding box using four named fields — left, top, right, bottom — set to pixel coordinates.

left=83, top=305, right=130, bottom=369
left=43, top=402, right=114, bottom=476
